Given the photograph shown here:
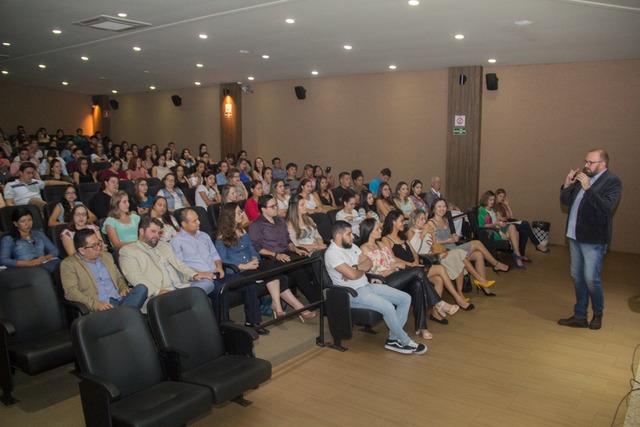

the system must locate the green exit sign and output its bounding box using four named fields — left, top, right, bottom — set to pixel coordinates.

left=453, top=127, right=467, bottom=135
